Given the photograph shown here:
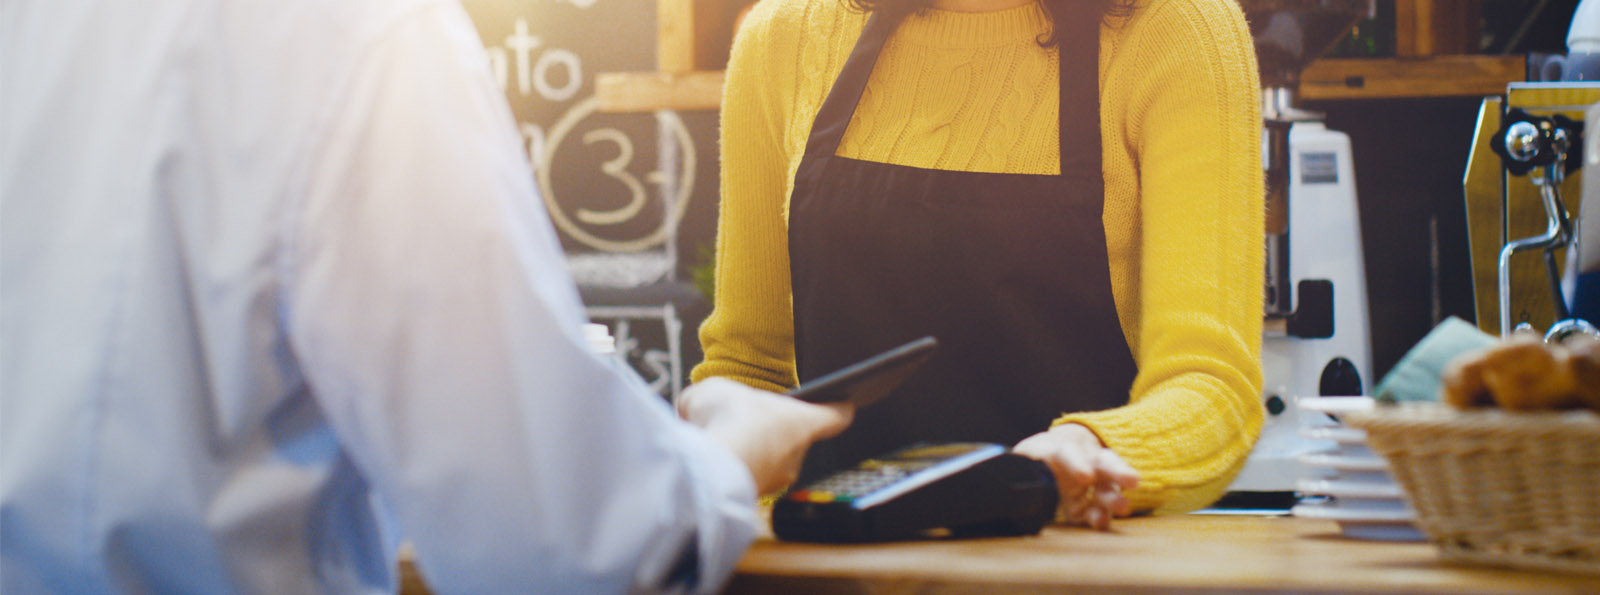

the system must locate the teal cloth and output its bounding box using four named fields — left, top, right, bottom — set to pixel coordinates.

left=1372, top=317, right=1496, bottom=403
